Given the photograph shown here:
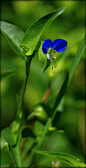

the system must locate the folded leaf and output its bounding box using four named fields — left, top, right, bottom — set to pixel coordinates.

left=21, top=7, right=66, bottom=56
left=0, top=21, right=26, bottom=60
